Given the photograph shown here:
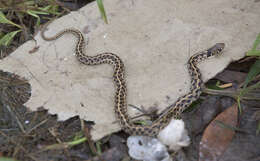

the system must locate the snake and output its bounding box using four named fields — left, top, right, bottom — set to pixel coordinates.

left=41, top=26, right=225, bottom=137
